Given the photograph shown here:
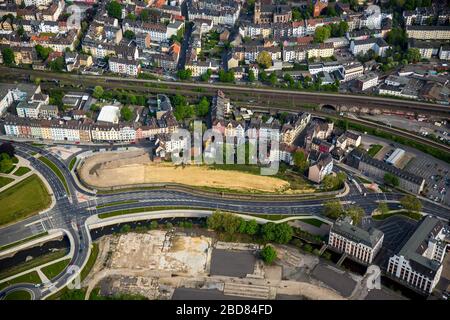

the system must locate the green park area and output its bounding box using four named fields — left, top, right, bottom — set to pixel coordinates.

left=13, top=166, right=31, bottom=177
left=4, top=290, right=32, bottom=300
left=41, top=259, right=71, bottom=280
left=0, top=174, right=51, bottom=226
